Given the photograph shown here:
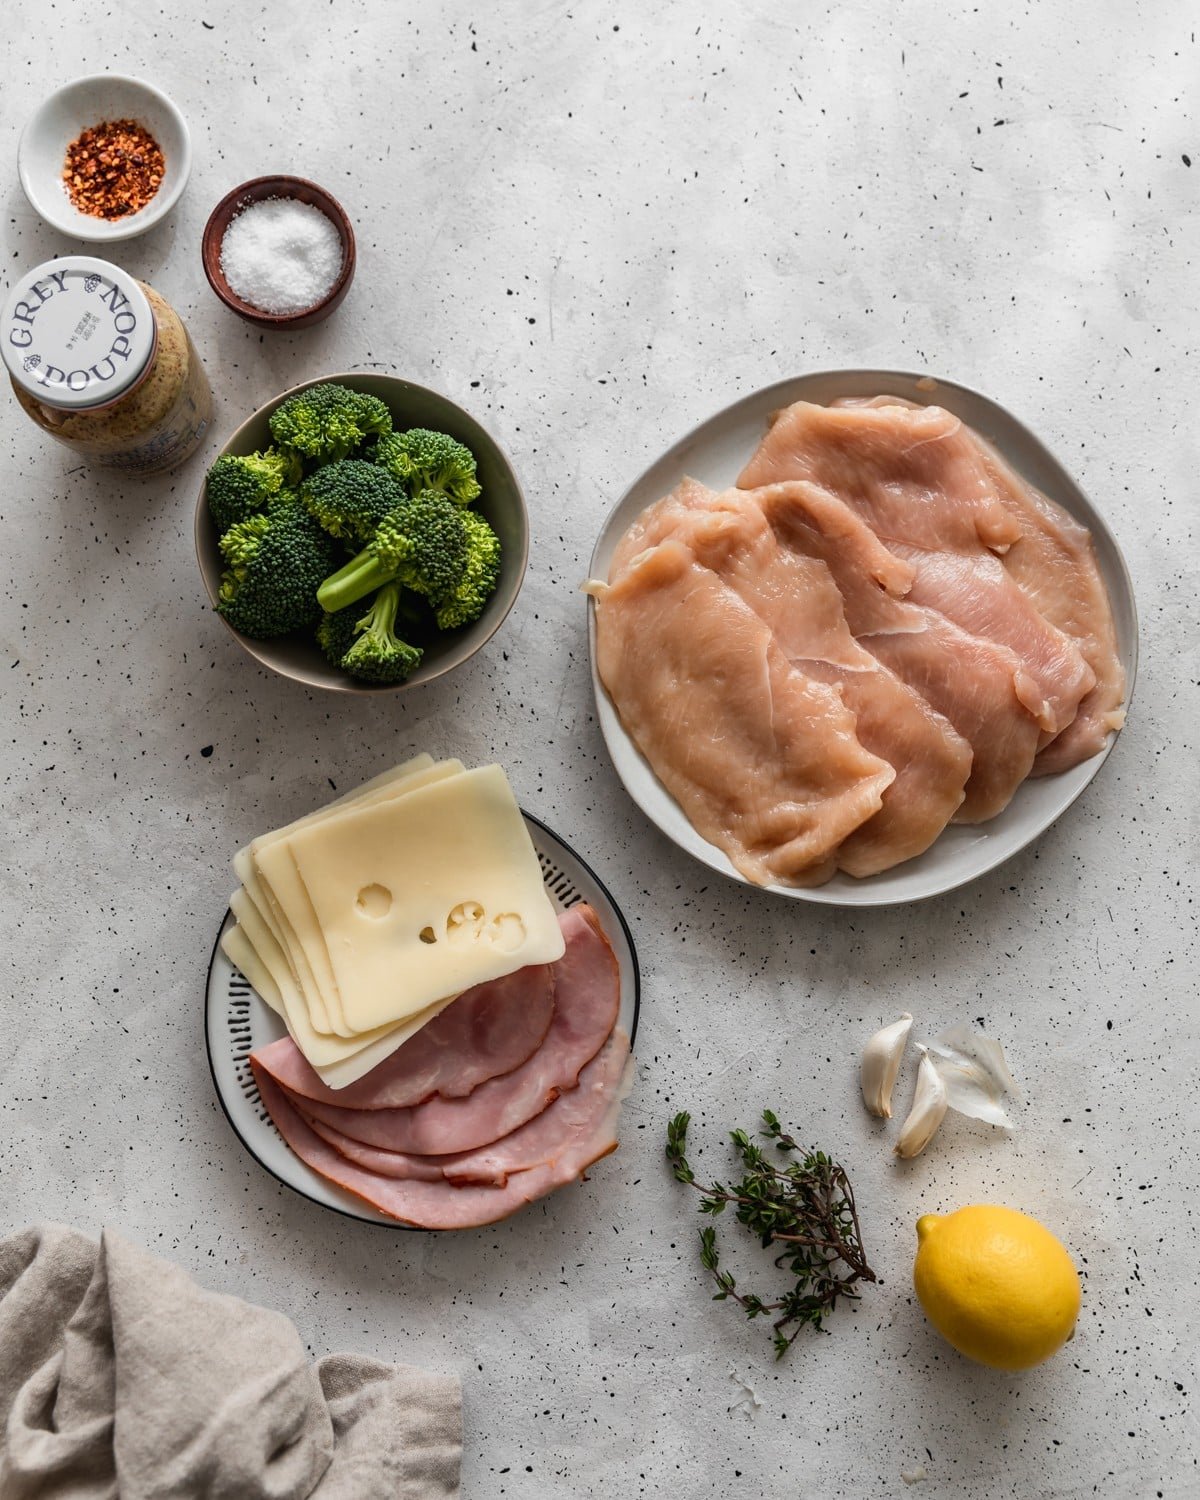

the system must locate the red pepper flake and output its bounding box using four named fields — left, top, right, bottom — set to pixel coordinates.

left=62, top=119, right=165, bottom=220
